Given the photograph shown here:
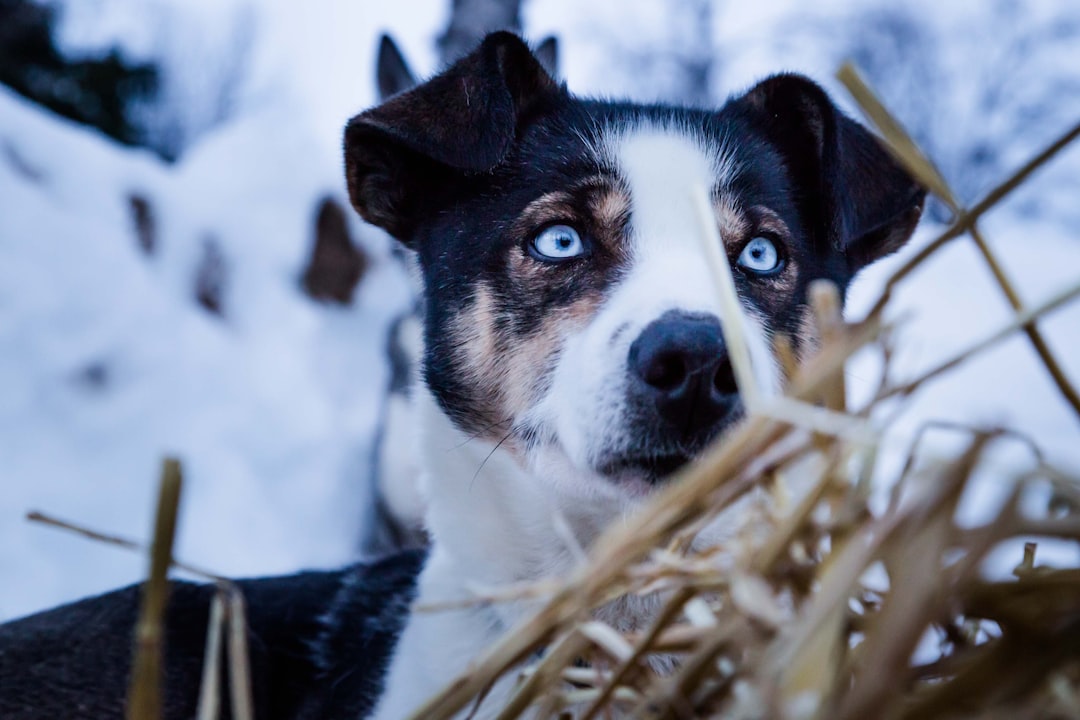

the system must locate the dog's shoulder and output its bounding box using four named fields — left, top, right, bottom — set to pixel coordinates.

left=0, top=550, right=426, bottom=720
left=297, top=549, right=426, bottom=719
